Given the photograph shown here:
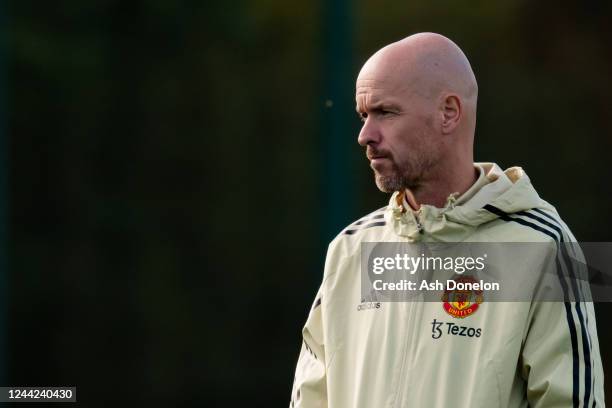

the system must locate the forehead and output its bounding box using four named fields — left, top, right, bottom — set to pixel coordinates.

left=355, top=76, right=405, bottom=109
left=355, top=56, right=413, bottom=100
